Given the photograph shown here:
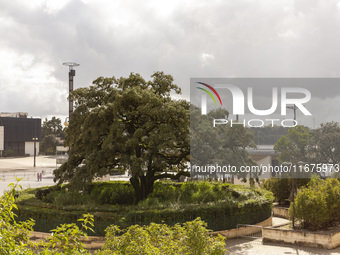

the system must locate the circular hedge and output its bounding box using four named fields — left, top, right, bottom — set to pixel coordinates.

left=17, top=181, right=273, bottom=236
